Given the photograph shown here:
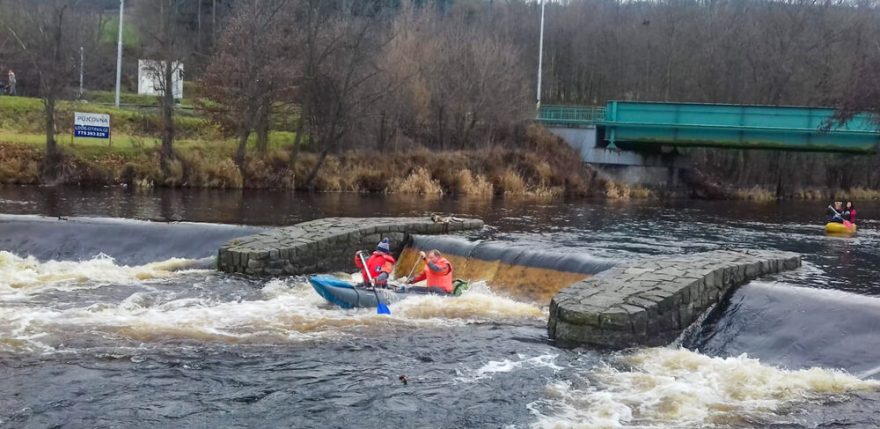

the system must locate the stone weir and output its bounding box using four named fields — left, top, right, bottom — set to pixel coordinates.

left=217, top=217, right=483, bottom=276
left=548, top=249, right=801, bottom=350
